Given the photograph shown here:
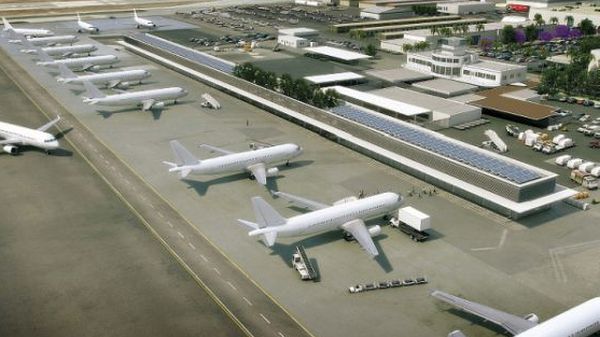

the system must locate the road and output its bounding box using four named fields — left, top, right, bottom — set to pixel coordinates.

left=0, top=44, right=314, bottom=337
